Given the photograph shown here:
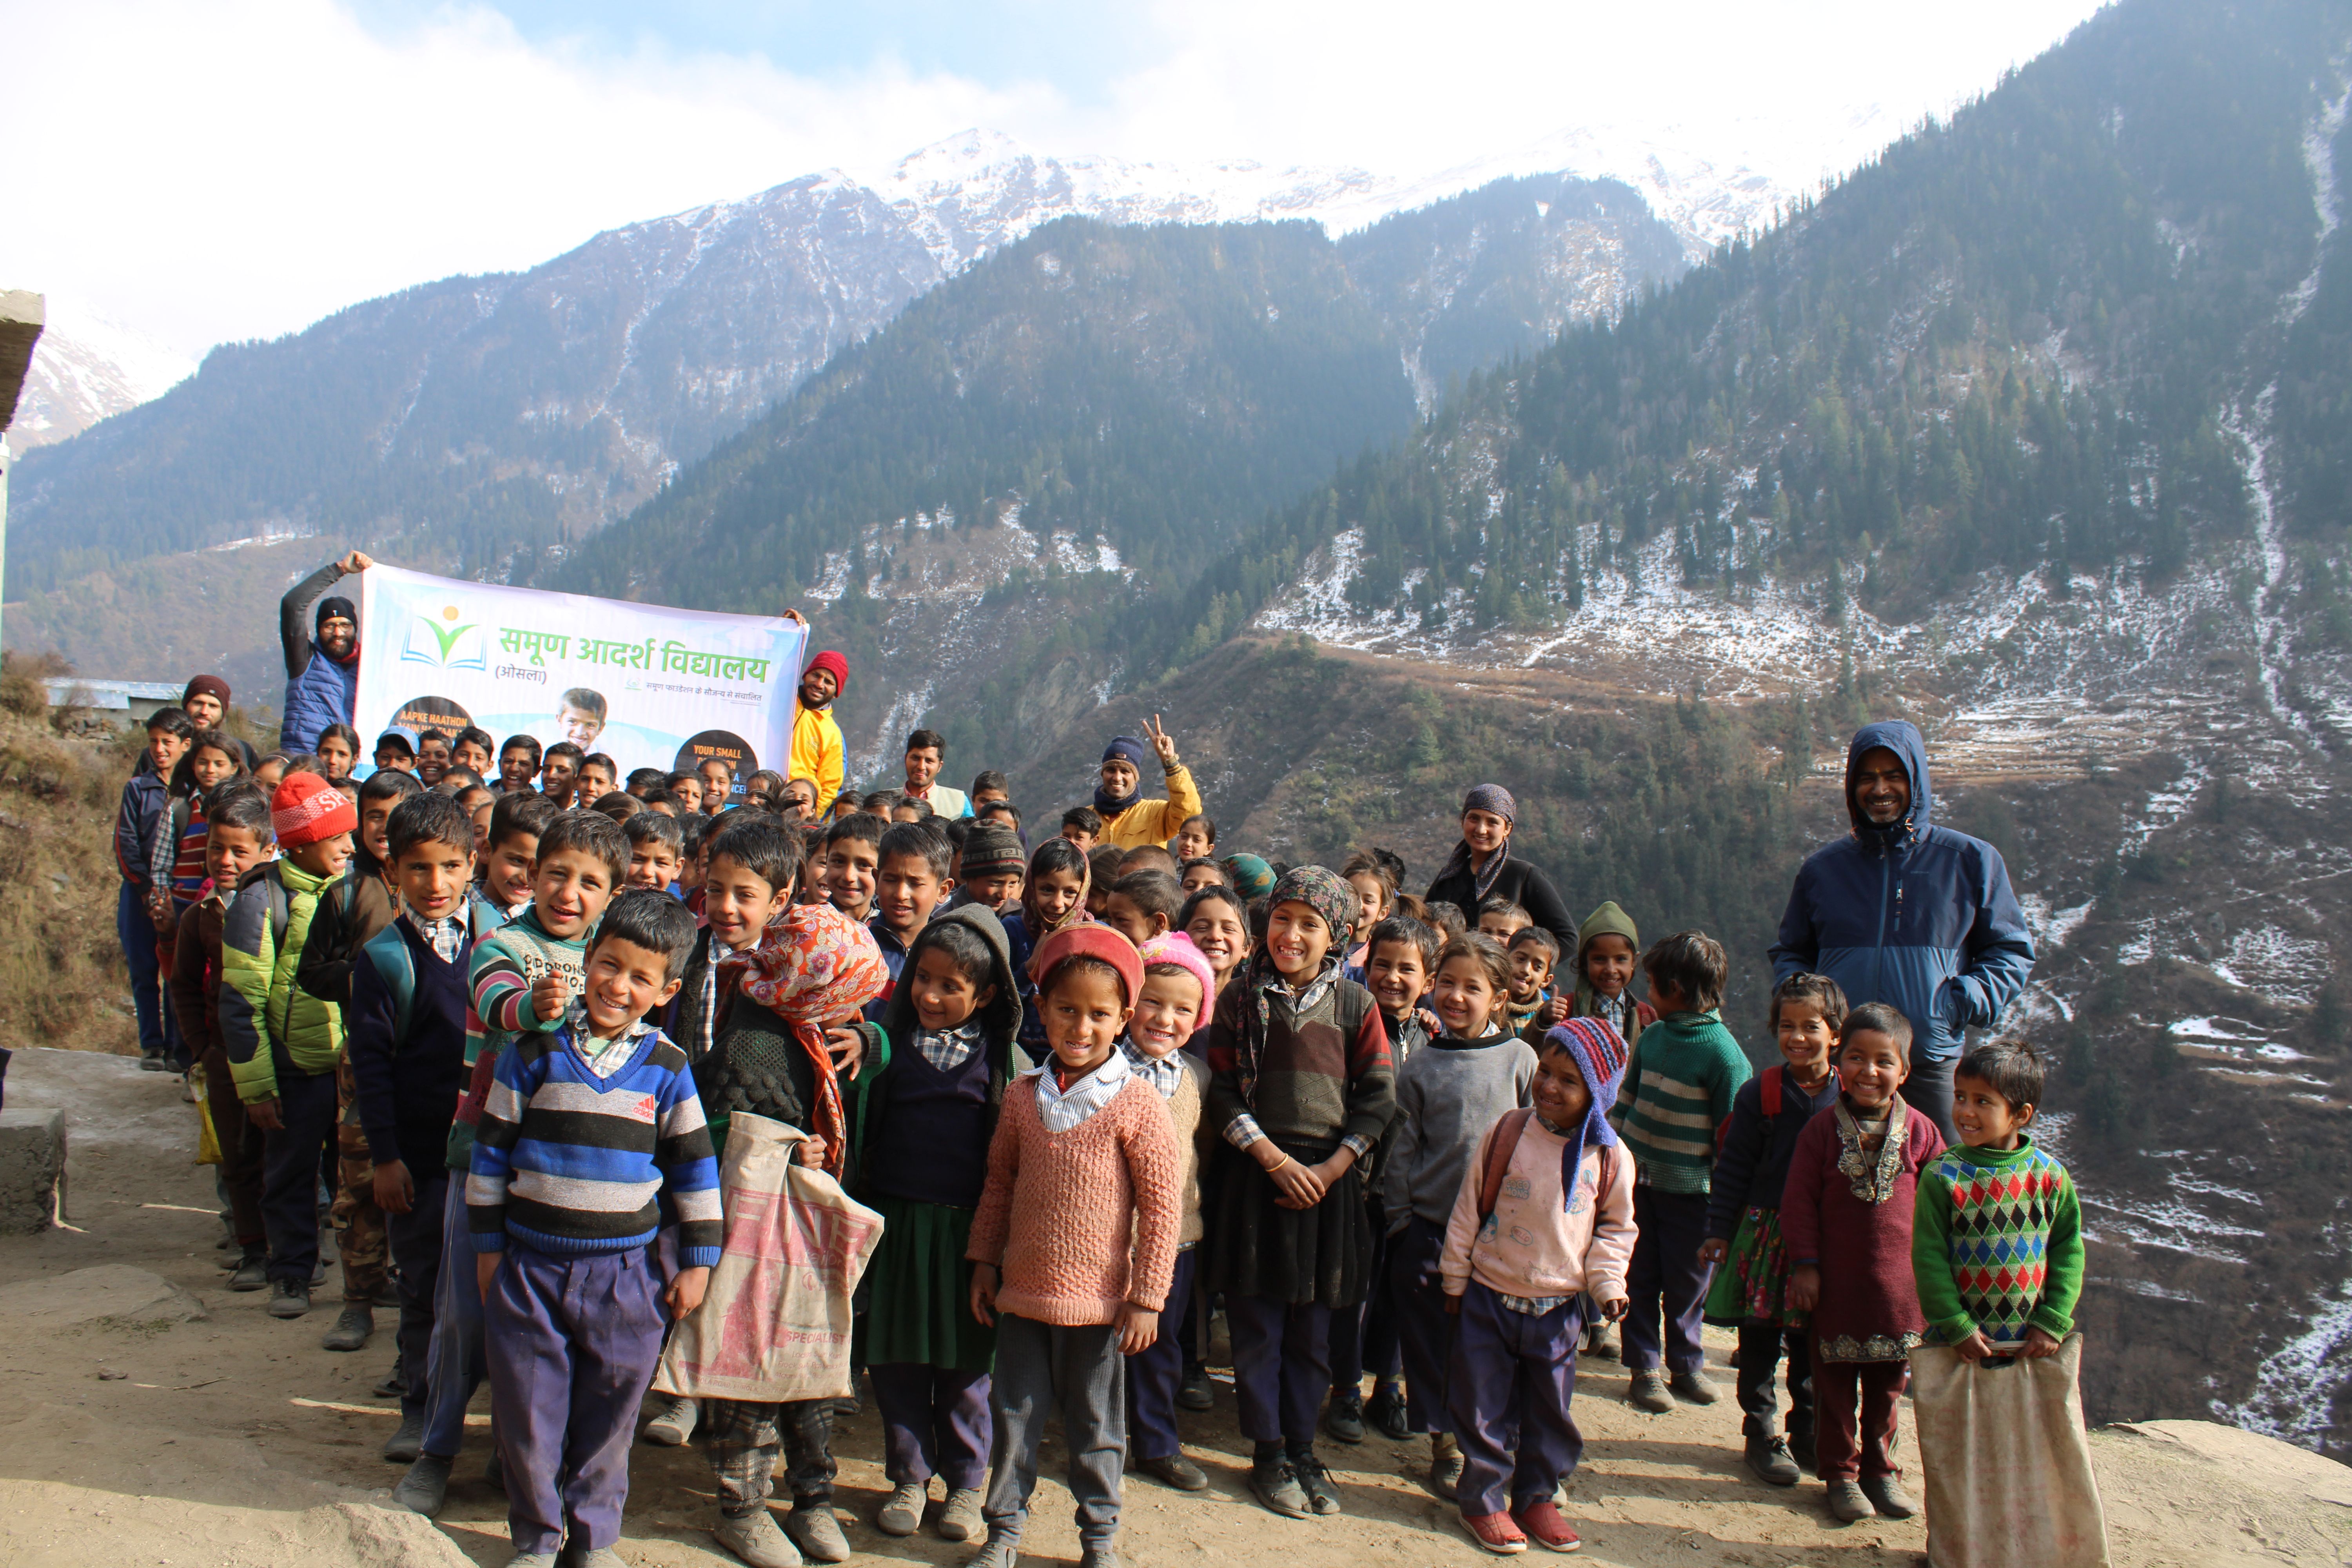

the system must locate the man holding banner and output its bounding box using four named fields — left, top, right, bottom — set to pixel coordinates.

left=279, top=550, right=372, bottom=753
left=788, top=648, right=848, bottom=811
